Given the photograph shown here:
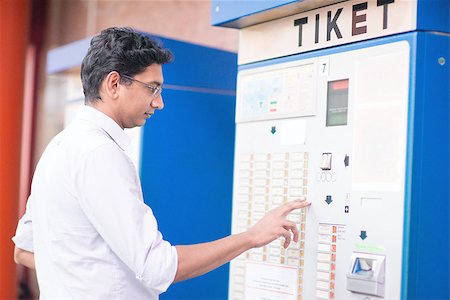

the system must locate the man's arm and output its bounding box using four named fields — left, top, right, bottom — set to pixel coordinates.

left=14, top=247, right=35, bottom=270
left=174, top=199, right=310, bottom=282
left=12, top=195, right=35, bottom=270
